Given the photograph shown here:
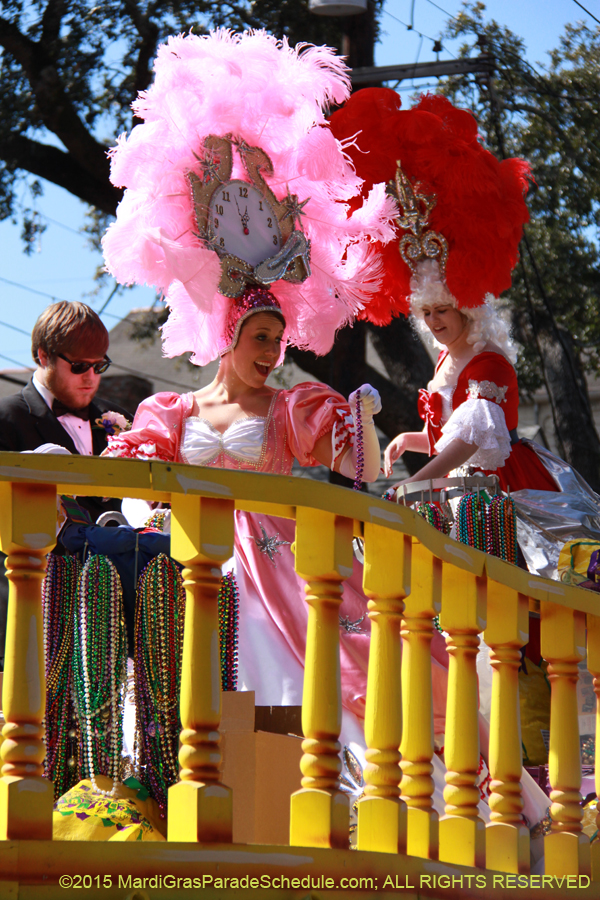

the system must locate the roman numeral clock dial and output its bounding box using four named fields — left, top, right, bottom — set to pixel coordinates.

left=208, top=180, right=281, bottom=267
